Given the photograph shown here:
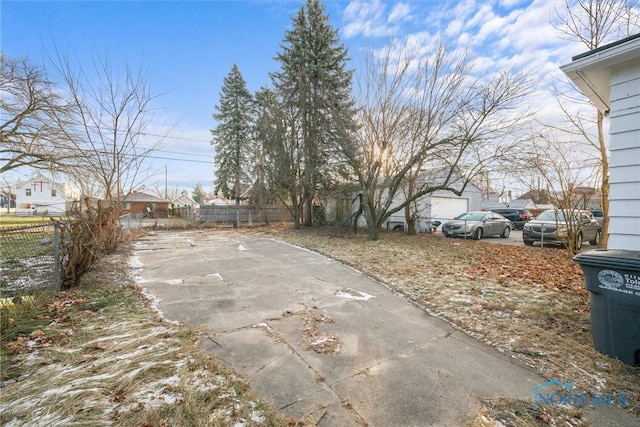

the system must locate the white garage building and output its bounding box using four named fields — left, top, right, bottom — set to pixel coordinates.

left=382, top=168, right=483, bottom=233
